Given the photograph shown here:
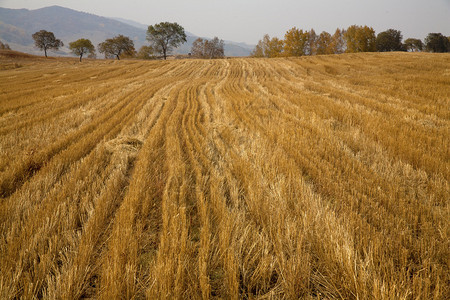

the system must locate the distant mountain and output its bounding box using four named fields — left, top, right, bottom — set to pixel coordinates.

left=111, top=17, right=198, bottom=37
left=111, top=17, right=148, bottom=31
left=0, top=6, right=149, bottom=56
left=0, top=6, right=254, bottom=57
